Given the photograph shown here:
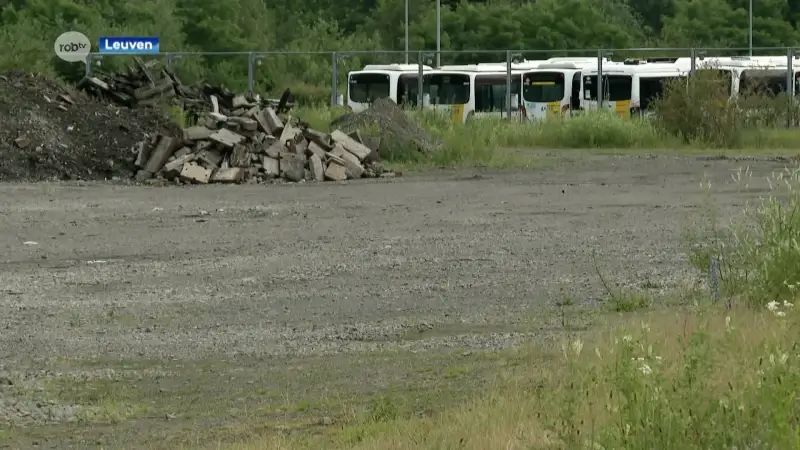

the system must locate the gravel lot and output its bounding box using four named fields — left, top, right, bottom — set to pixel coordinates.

left=0, top=154, right=787, bottom=448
